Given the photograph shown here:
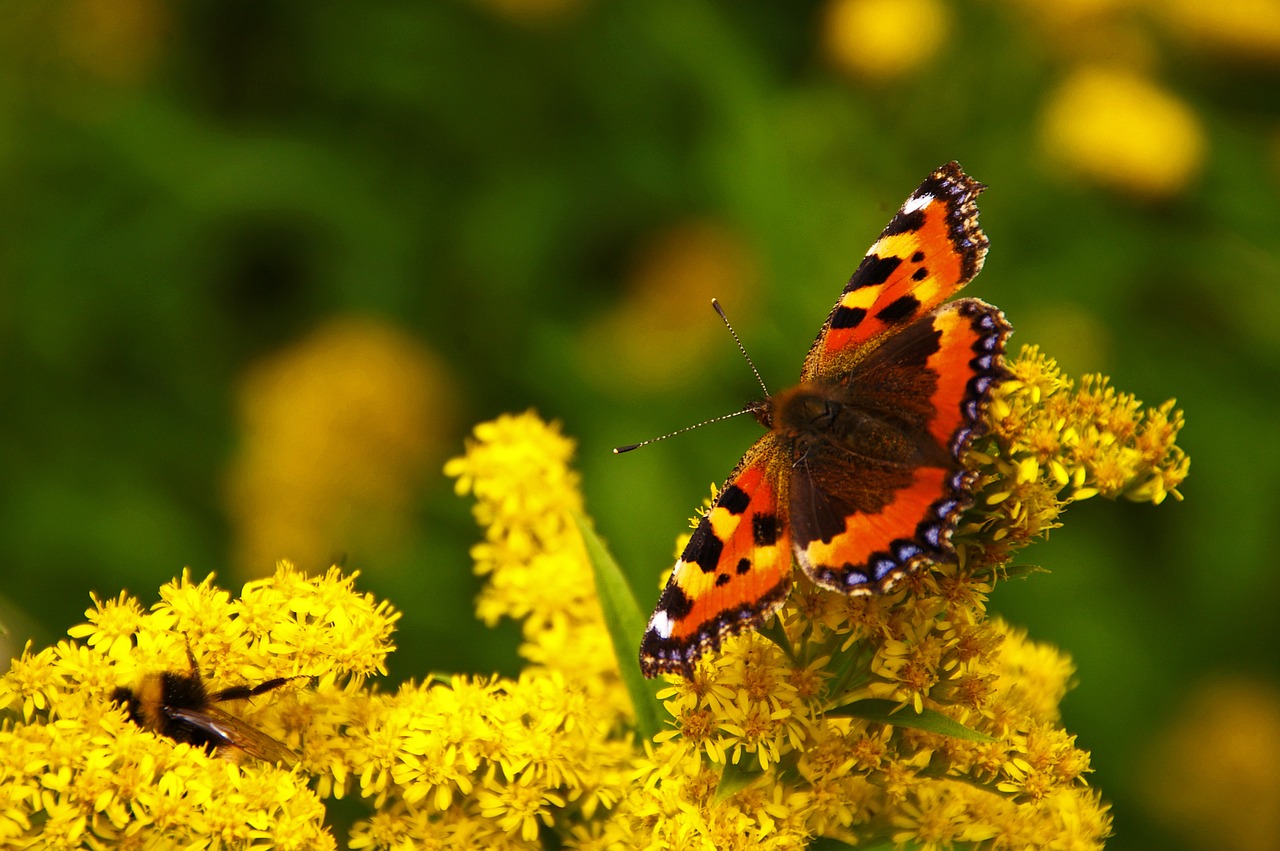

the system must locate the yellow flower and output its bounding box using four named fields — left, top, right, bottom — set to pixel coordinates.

left=822, top=0, right=949, bottom=81
left=225, top=315, right=455, bottom=576
left=445, top=411, right=629, bottom=716
left=2, top=348, right=1182, bottom=847
left=1158, top=0, right=1280, bottom=64
left=972, top=345, right=1188, bottom=557
left=1139, top=677, right=1280, bottom=851
left=0, top=564, right=395, bottom=849
left=1040, top=65, right=1206, bottom=199
left=579, top=220, right=758, bottom=394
